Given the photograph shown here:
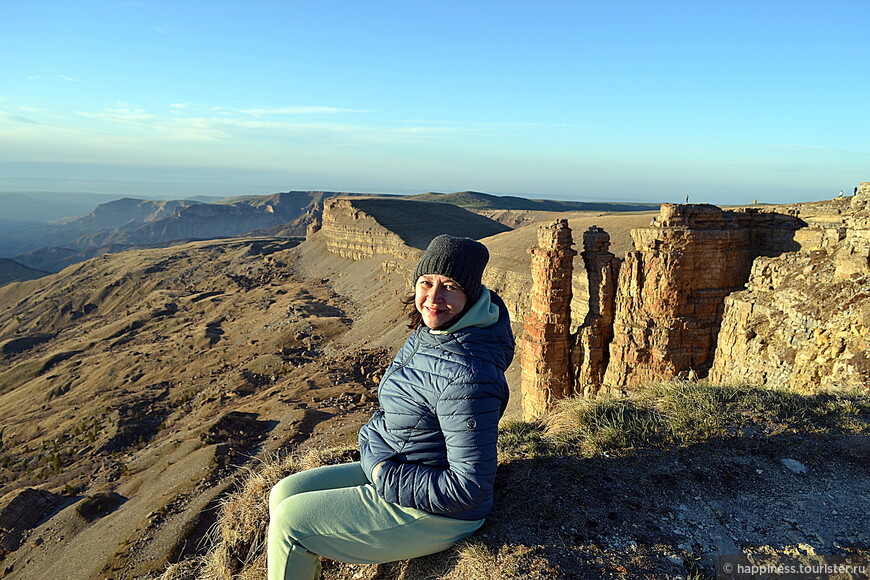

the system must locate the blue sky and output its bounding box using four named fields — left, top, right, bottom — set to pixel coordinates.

left=1, top=0, right=867, bottom=204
